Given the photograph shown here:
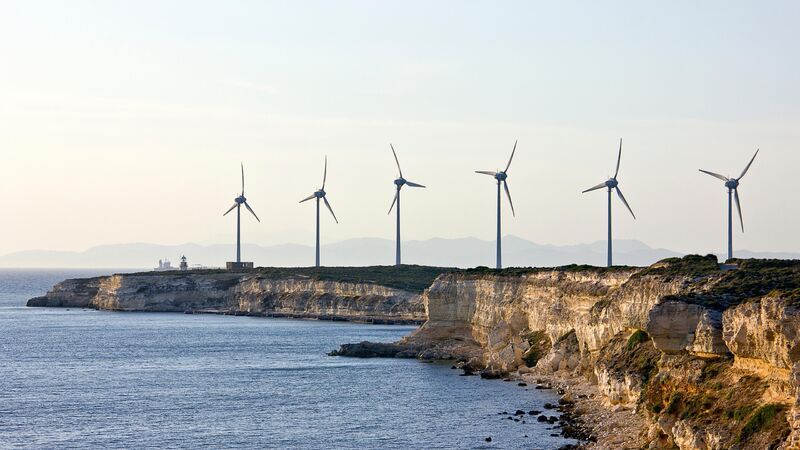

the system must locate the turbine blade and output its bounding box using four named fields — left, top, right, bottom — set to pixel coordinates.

left=323, top=197, right=338, bottom=223
left=241, top=163, right=245, bottom=195
left=737, top=149, right=759, bottom=180
left=615, top=186, right=636, bottom=219
left=223, top=203, right=238, bottom=216
left=475, top=170, right=497, bottom=176
left=503, top=180, right=515, bottom=217
left=405, top=180, right=425, bottom=188
left=734, top=188, right=744, bottom=232
left=388, top=191, right=398, bottom=214
left=322, top=155, right=328, bottom=190
left=390, top=144, right=403, bottom=178
left=504, top=139, right=517, bottom=172
left=582, top=182, right=607, bottom=193
left=614, top=138, right=622, bottom=178
left=299, top=193, right=316, bottom=203
left=244, top=201, right=260, bottom=222
left=699, top=169, right=728, bottom=182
